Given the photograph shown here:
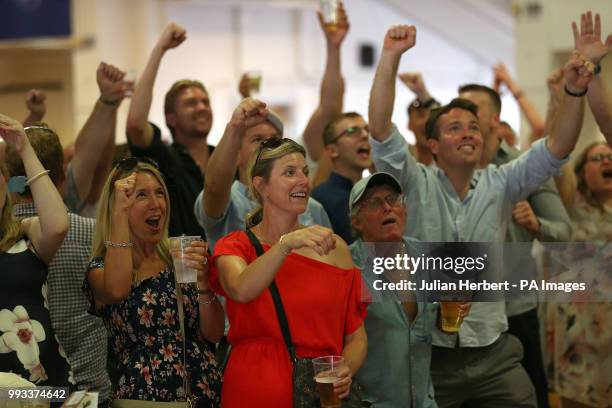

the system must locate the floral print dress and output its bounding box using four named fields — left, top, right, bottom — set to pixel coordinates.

left=546, top=197, right=612, bottom=407
left=85, top=258, right=221, bottom=407
left=0, top=239, right=74, bottom=388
